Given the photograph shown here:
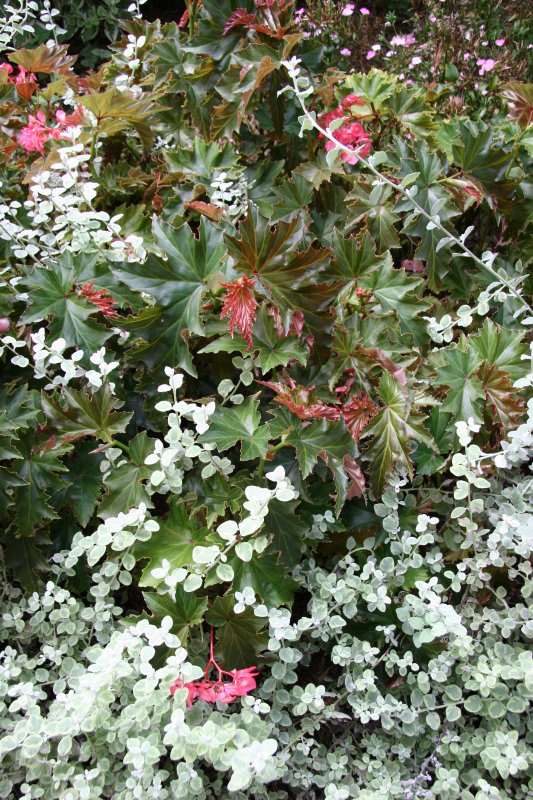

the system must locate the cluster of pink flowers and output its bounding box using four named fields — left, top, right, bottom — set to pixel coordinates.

left=318, top=94, right=371, bottom=165
left=18, top=107, right=83, bottom=155
left=341, top=4, right=370, bottom=16
left=476, top=57, right=495, bottom=76
left=170, top=631, right=258, bottom=706
left=390, top=33, right=416, bottom=47
left=0, top=62, right=37, bottom=85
